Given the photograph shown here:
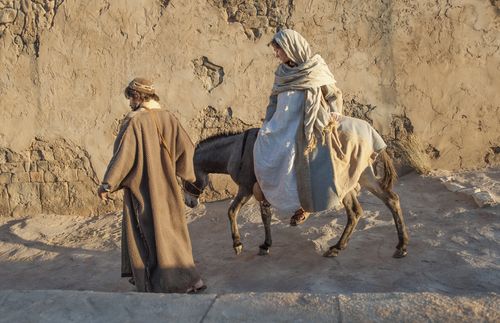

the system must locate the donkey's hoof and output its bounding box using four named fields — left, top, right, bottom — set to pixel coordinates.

left=393, top=249, right=408, bottom=258
left=258, top=247, right=270, bottom=256
left=234, top=244, right=243, bottom=255
left=323, top=247, right=340, bottom=257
